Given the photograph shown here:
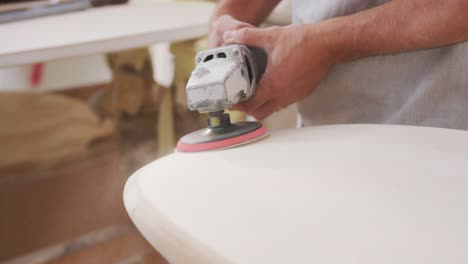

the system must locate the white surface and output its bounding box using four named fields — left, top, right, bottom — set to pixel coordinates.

left=0, top=55, right=111, bottom=91
left=263, top=103, right=298, bottom=131
left=0, top=1, right=214, bottom=67
left=124, top=124, right=468, bottom=264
